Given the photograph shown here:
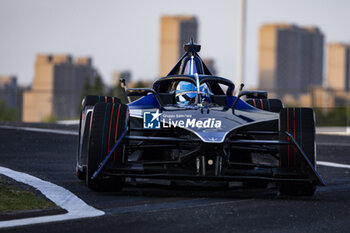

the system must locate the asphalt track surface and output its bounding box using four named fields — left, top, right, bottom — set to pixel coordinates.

left=0, top=124, right=350, bottom=233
